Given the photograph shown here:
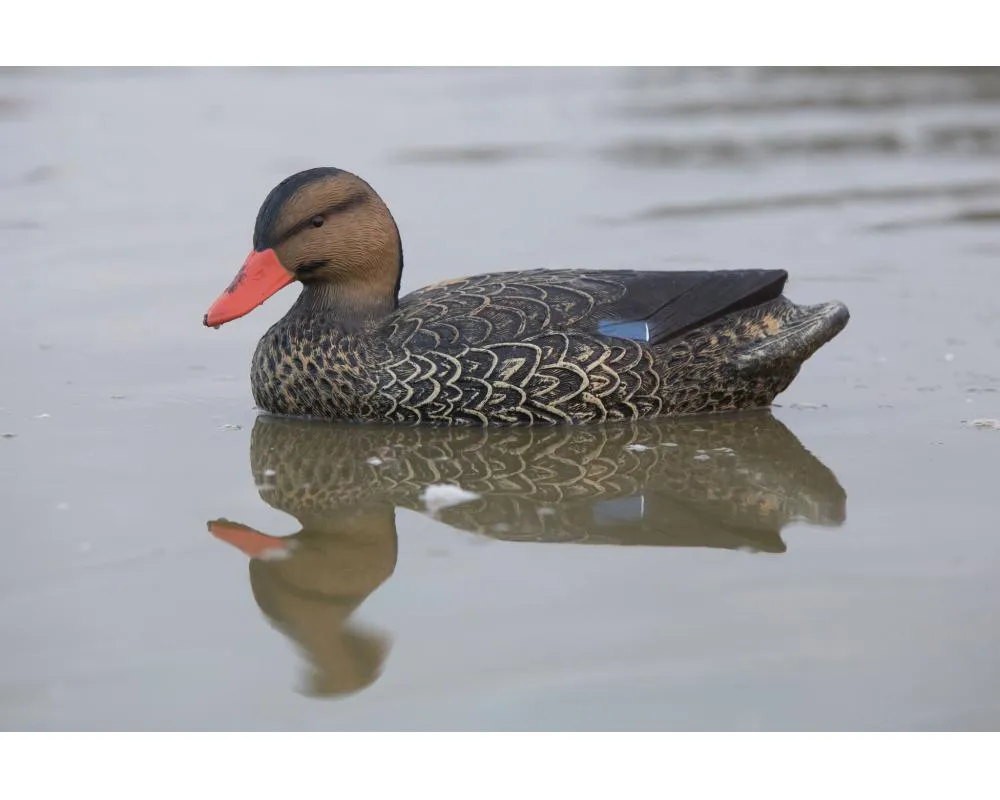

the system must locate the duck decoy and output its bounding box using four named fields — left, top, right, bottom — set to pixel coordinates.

left=204, top=168, right=849, bottom=426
